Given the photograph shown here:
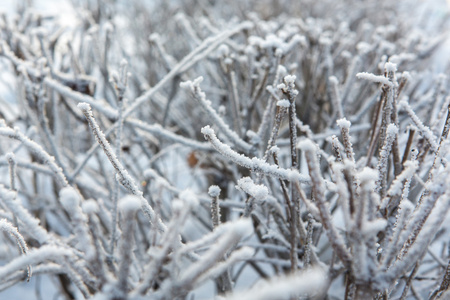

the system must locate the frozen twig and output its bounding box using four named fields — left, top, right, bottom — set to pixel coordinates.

left=201, top=126, right=310, bottom=183
left=181, top=77, right=252, bottom=154
left=298, top=139, right=352, bottom=268
left=78, top=103, right=166, bottom=232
